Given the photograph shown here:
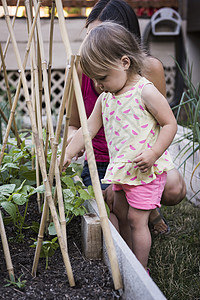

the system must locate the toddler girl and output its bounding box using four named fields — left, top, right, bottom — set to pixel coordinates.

left=62, top=22, right=177, bottom=271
